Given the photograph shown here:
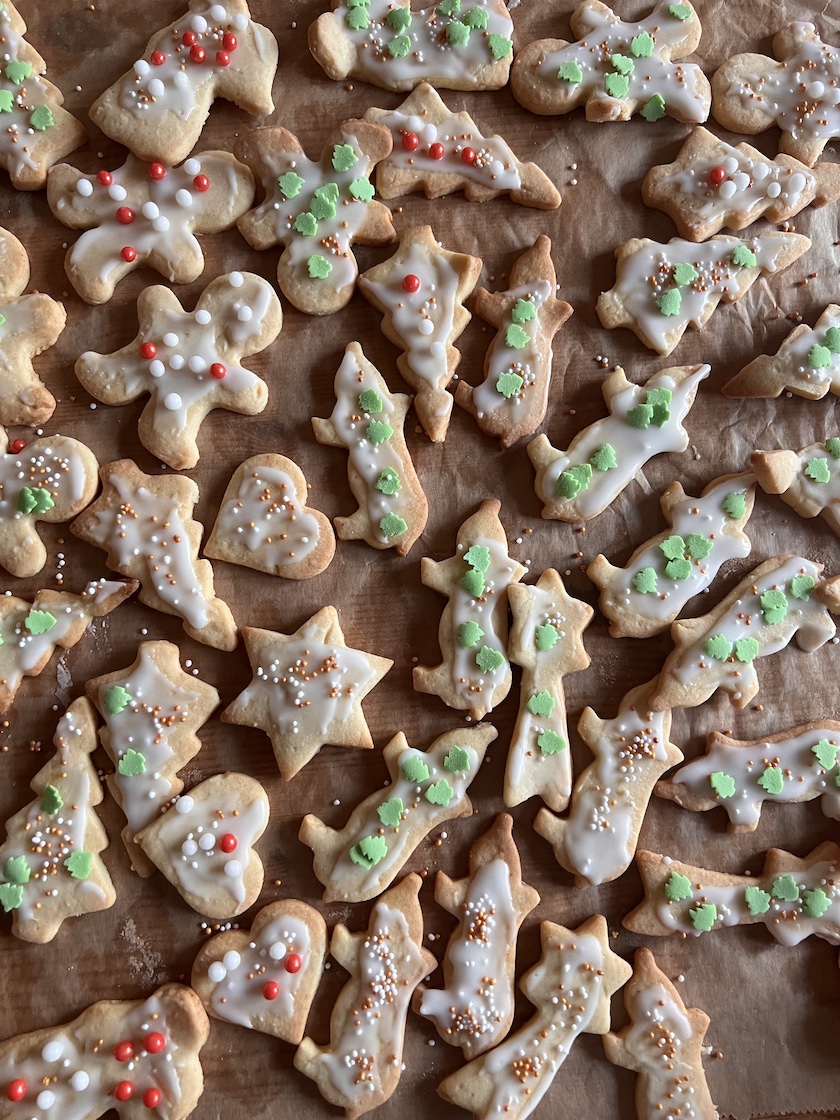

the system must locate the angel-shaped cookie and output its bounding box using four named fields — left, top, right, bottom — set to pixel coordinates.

left=511, top=0, right=710, bottom=123
left=71, top=460, right=237, bottom=651
left=724, top=305, right=840, bottom=399
left=237, top=121, right=395, bottom=316
left=365, top=83, right=560, bottom=208
left=0, top=226, right=65, bottom=426
left=752, top=439, right=840, bottom=539
left=414, top=500, right=526, bottom=720
left=588, top=472, right=756, bottom=638
left=597, top=231, right=811, bottom=355
left=505, top=569, right=593, bottom=811
left=89, top=0, right=278, bottom=164
left=48, top=152, right=255, bottom=305
left=222, top=606, right=392, bottom=781
left=359, top=224, right=482, bottom=442
left=456, top=237, right=573, bottom=448
left=528, top=364, right=710, bottom=522
left=312, top=342, right=428, bottom=556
